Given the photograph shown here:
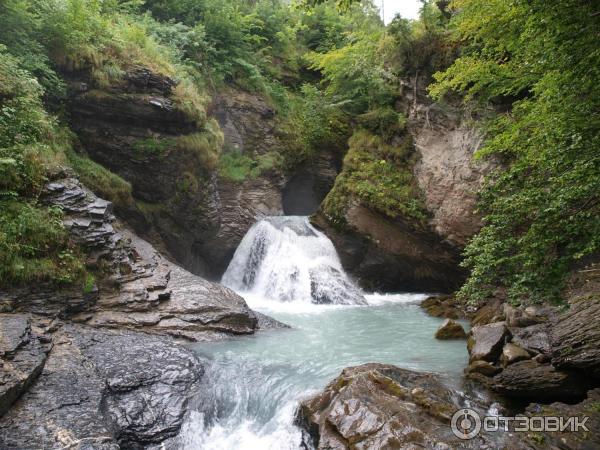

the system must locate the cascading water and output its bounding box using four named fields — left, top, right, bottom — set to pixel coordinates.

left=222, top=216, right=366, bottom=305
left=177, top=216, right=469, bottom=449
